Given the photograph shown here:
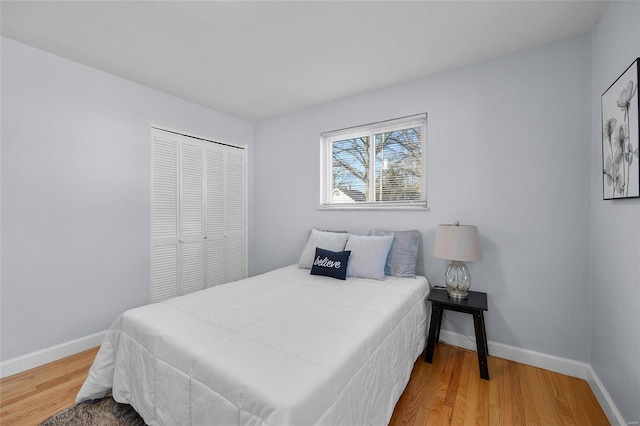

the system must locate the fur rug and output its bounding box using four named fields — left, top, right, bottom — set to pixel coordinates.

left=40, top=397, right=145, bottom=426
